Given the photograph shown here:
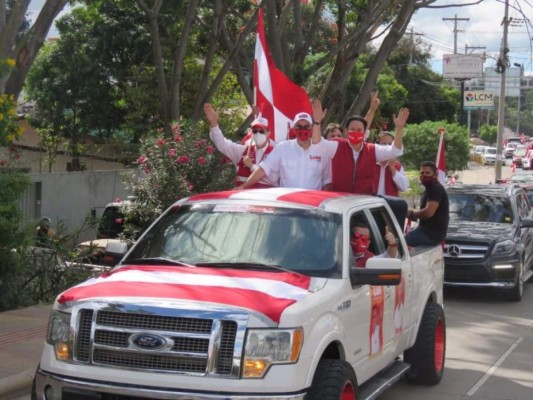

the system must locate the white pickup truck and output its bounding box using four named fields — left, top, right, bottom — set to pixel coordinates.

left=33, top=188, right=445, bottom=400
